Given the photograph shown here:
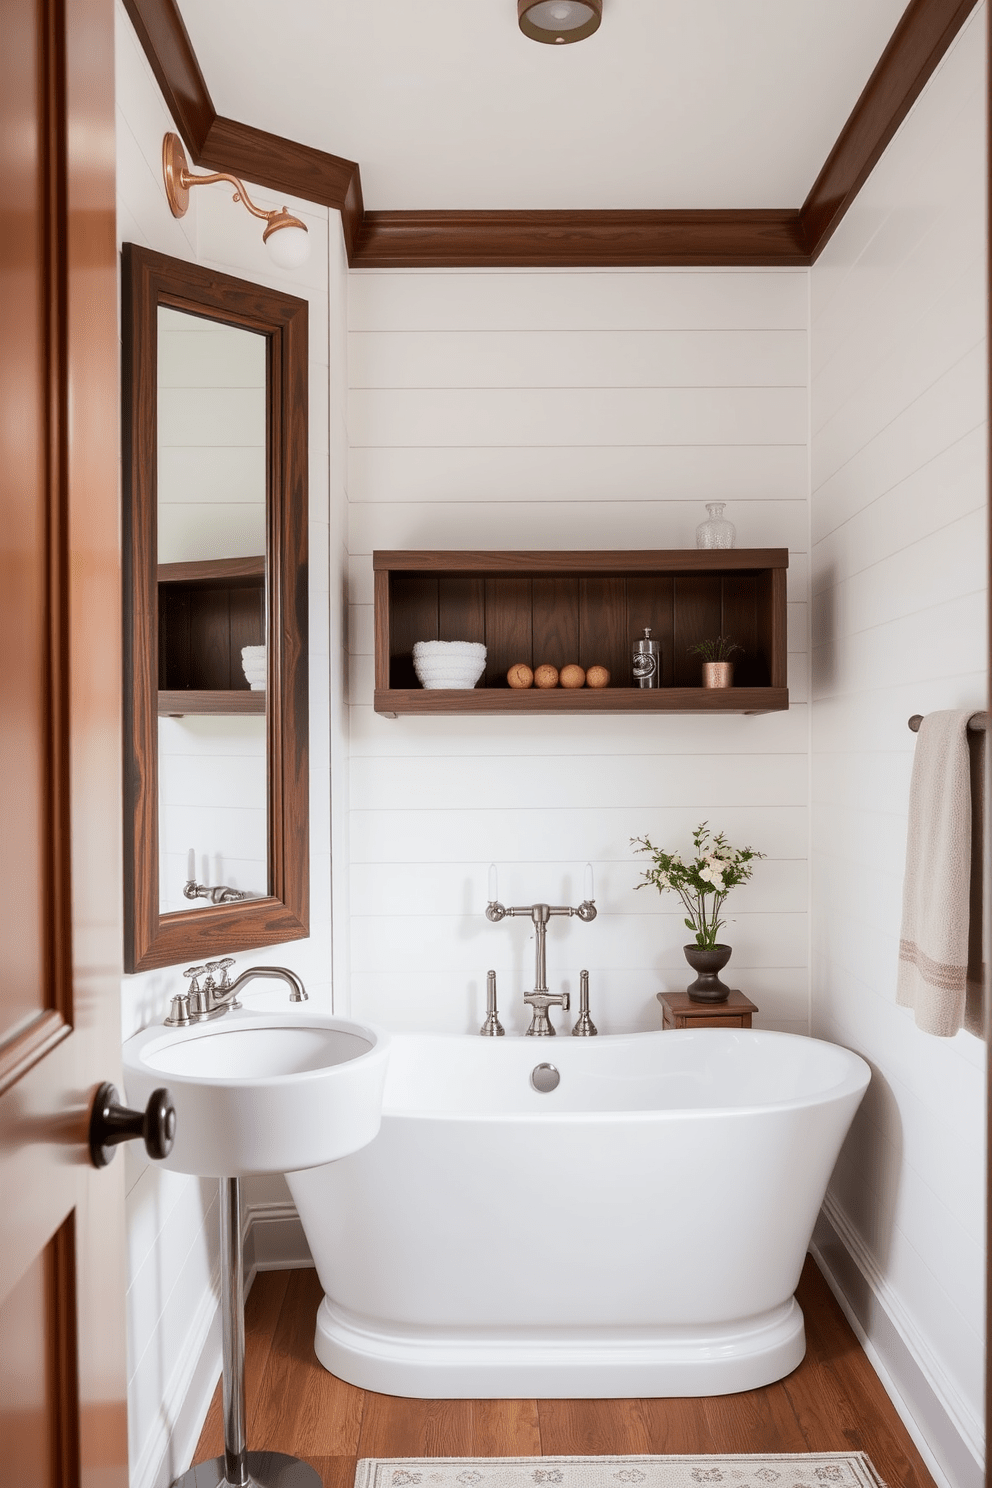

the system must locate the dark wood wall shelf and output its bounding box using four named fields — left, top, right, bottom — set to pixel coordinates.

left=373, top=549, right=788, bottom=716
left=159, top=689, right=265, bottom=717
left=158, top=554, right=266, bottom=715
